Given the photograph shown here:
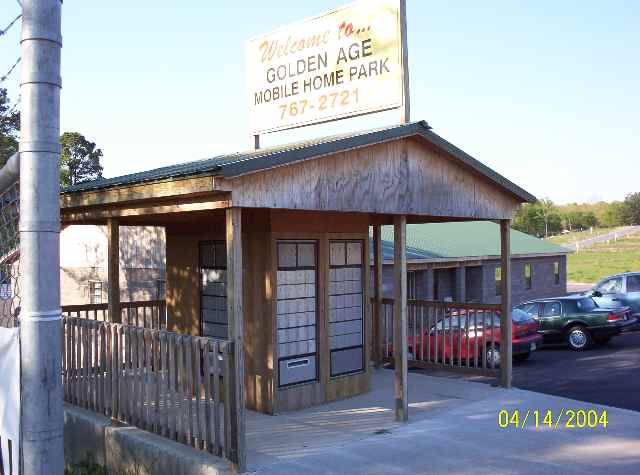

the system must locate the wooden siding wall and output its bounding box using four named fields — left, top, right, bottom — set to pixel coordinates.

left=165, top=209, right=372, bottom=414
left=269, top=211, right=372, bottom=412
left=226, top=138, right=520, bottom=220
